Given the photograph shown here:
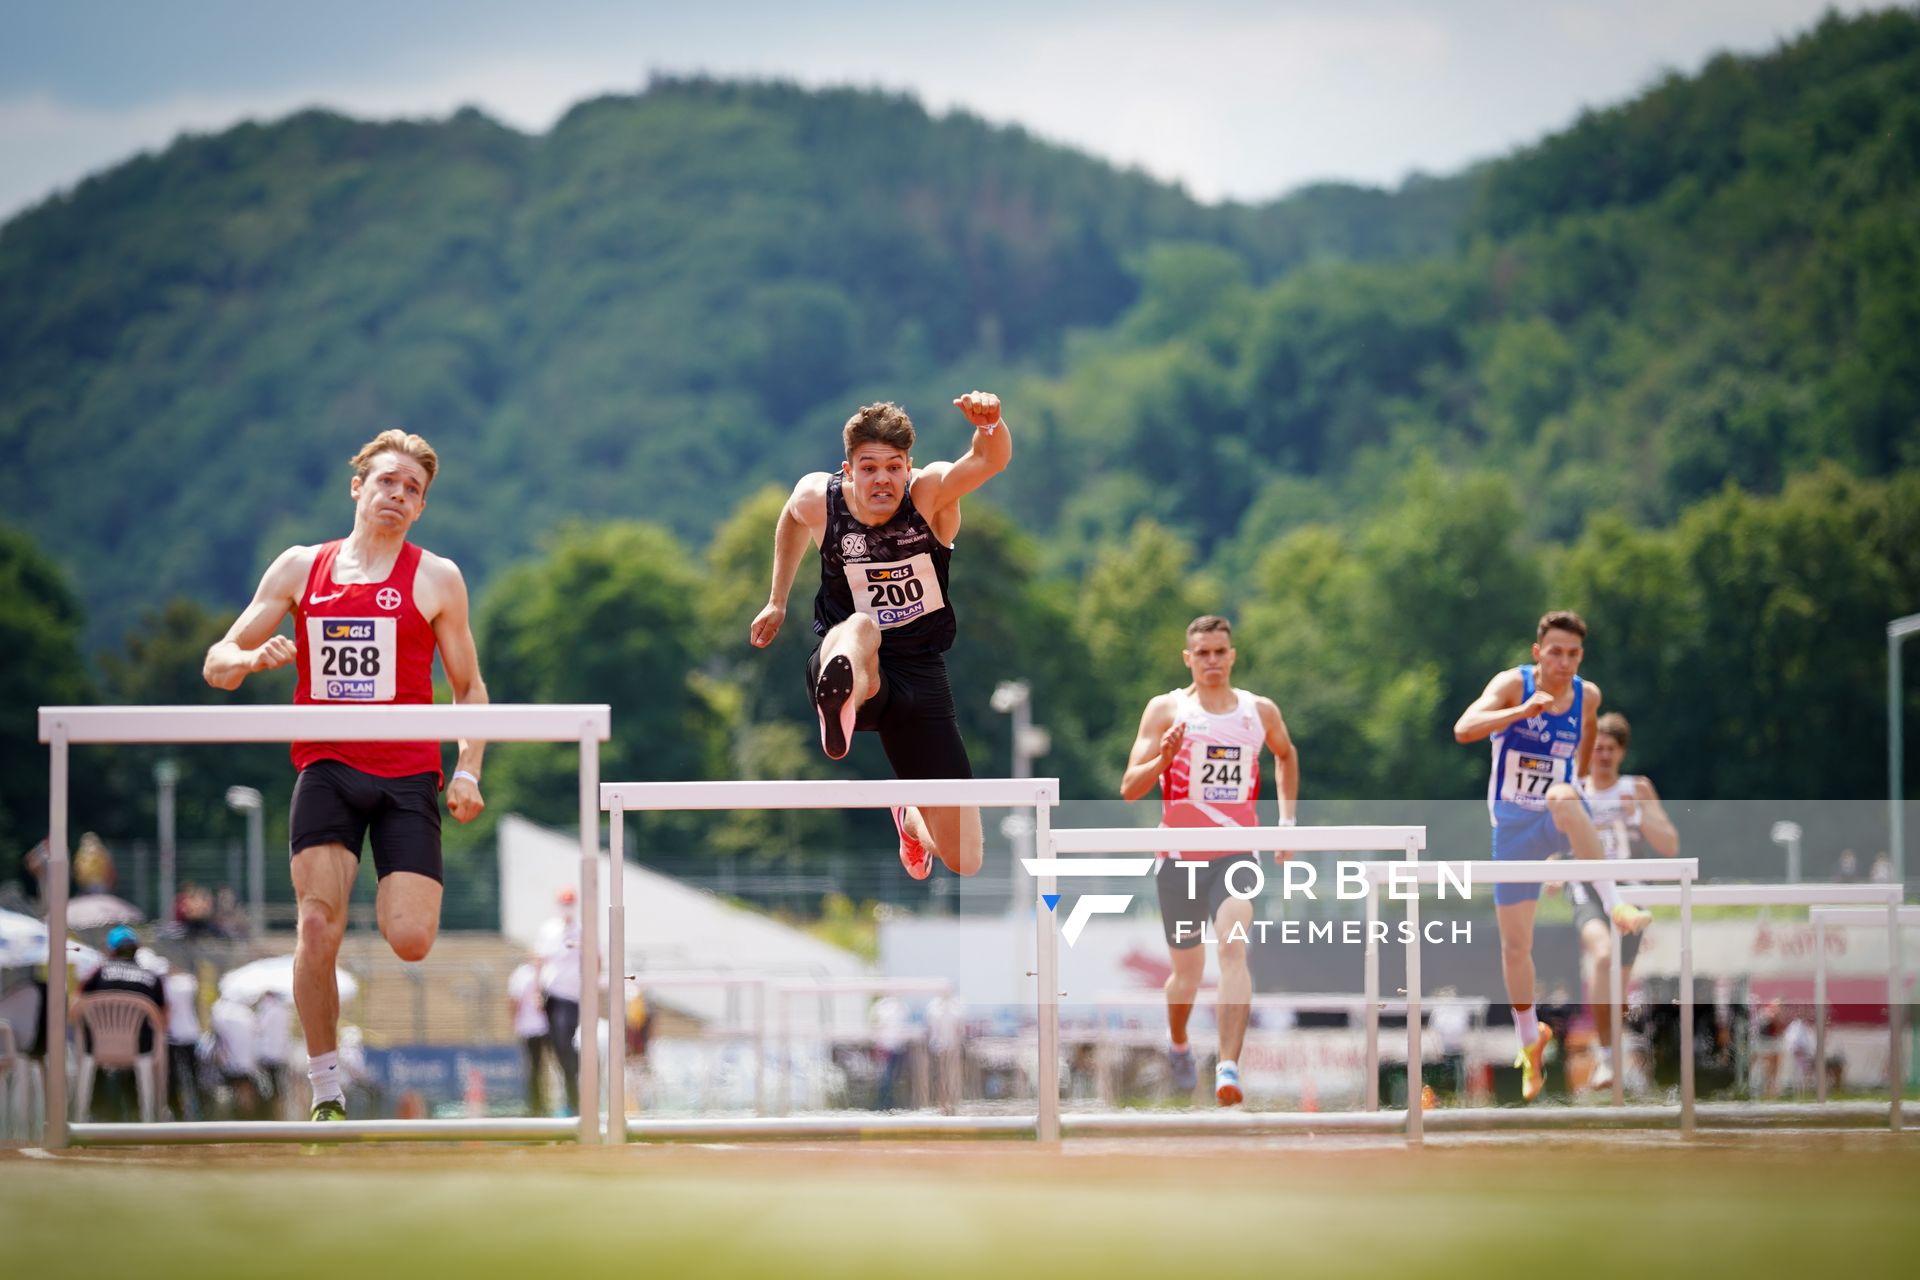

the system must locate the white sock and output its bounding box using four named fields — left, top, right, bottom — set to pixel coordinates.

left=1514, top=1007, right=1540, bottom=1051
left=1595, top=882, right=1622, bottom=913
left=1216, top=1059, right=1238, bottom=1076
left=1593, top=1043, right=1613, bottom=1069
left=308, top=1050, right=344, bottom=1105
